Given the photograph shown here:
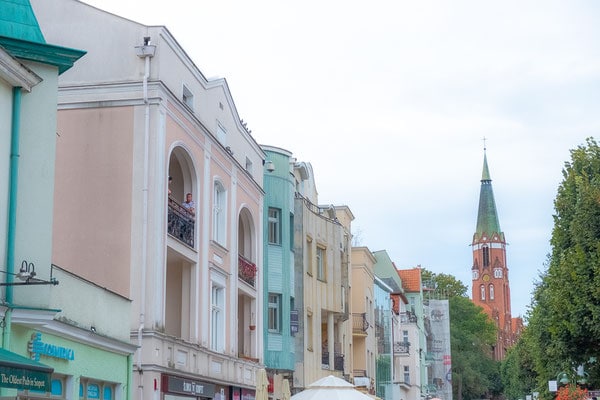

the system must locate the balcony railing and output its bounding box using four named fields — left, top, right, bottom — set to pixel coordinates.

left=393, top=341, right=410, bottom=355
left=238, top=255, right=257, bottom=287
left=352, top=313, right=369, bottom=334
left=322, top=352, right=344, bottom=371
left=167, top=196, right=194, bottom=247
left=400, top=311, right=417, bottom=324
